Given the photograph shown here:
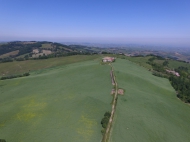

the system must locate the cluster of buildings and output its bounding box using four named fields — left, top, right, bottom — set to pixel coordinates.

left=102, top=57, right=115, bottom=62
